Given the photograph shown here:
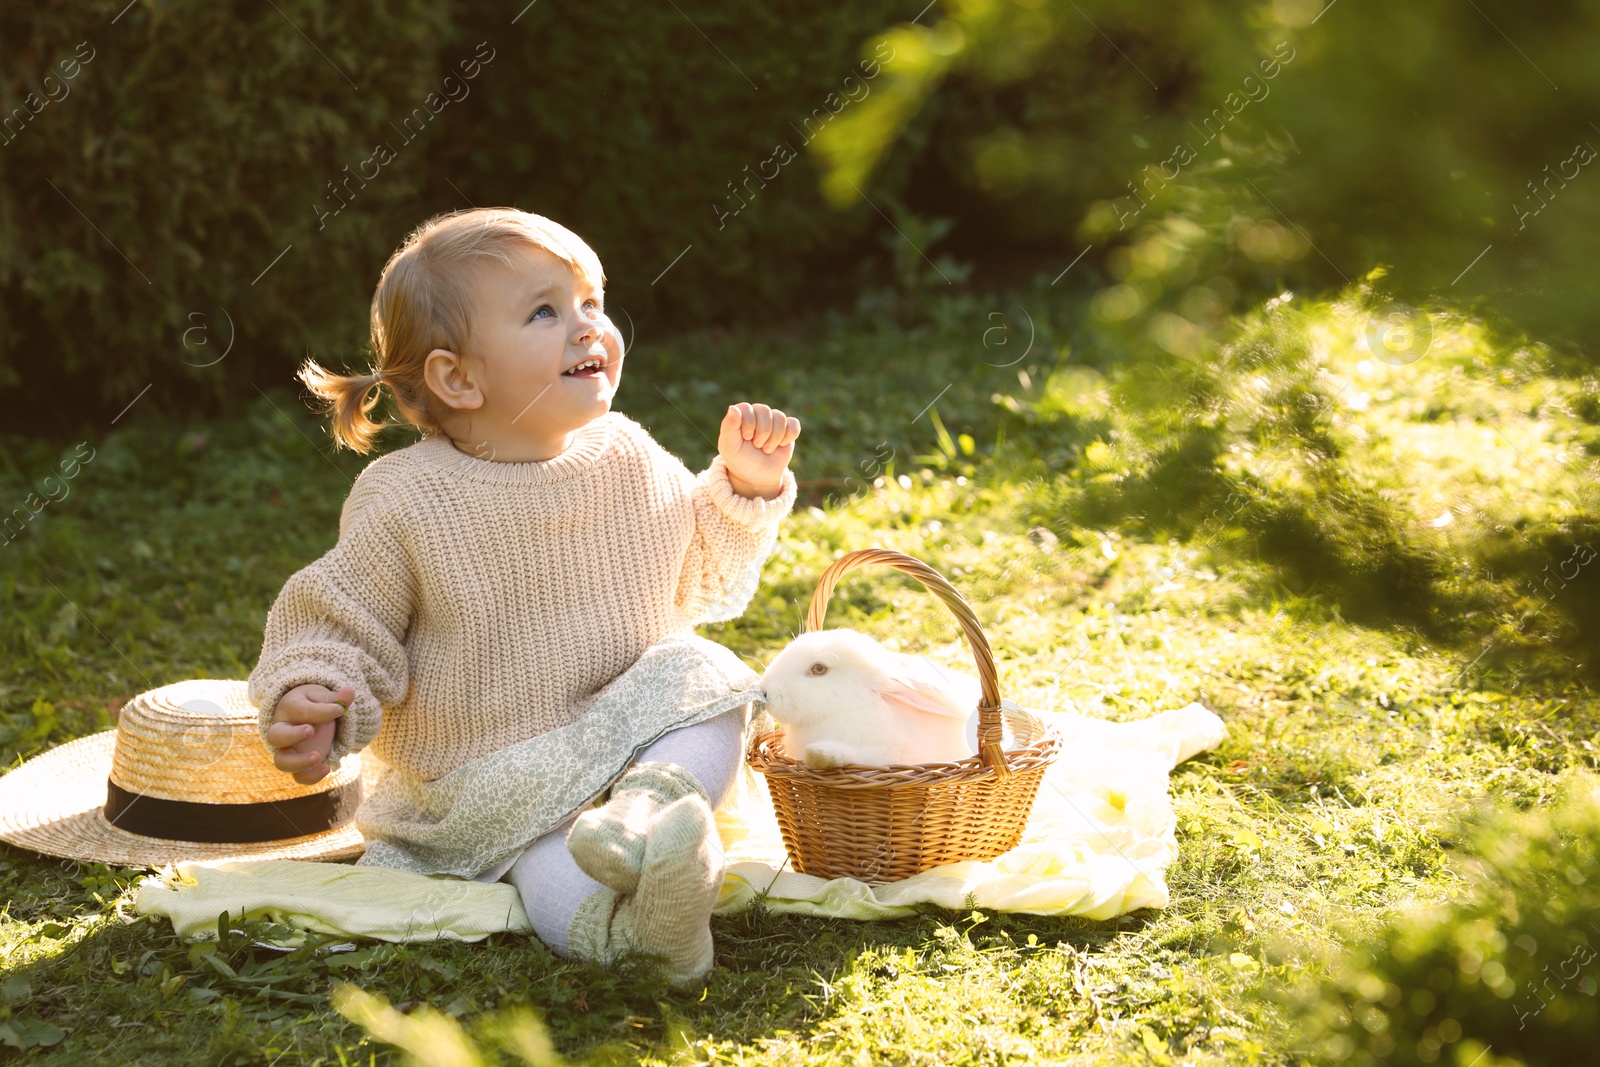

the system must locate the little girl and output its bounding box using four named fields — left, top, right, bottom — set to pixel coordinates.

left=247, top=207, right=801, bottom=986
